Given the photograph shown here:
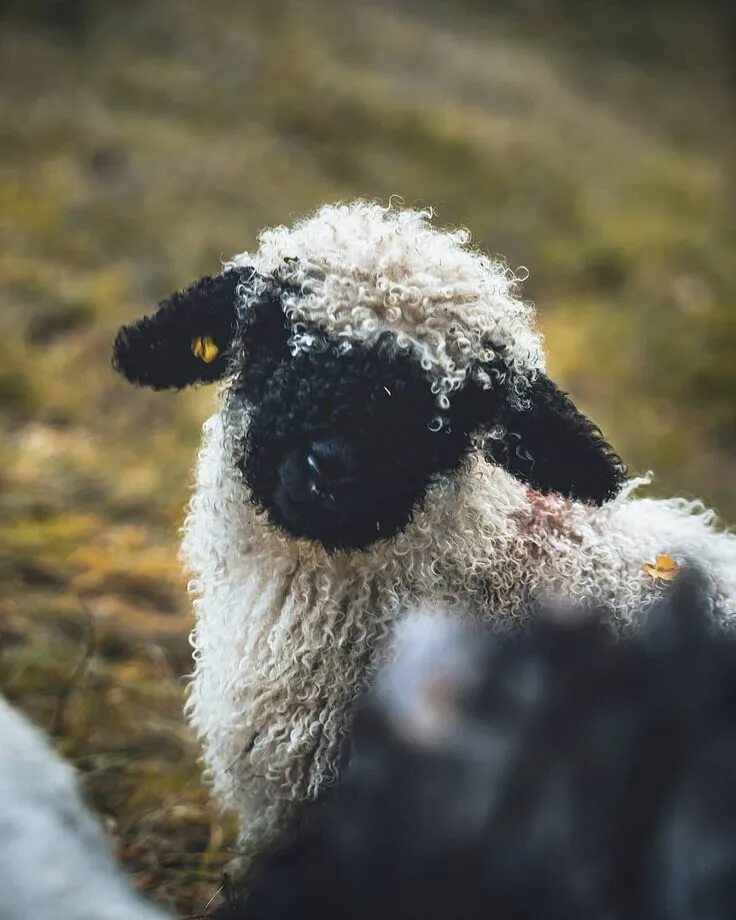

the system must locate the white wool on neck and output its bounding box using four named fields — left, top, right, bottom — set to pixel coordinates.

left=227, top=200, right=545, bottom=400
